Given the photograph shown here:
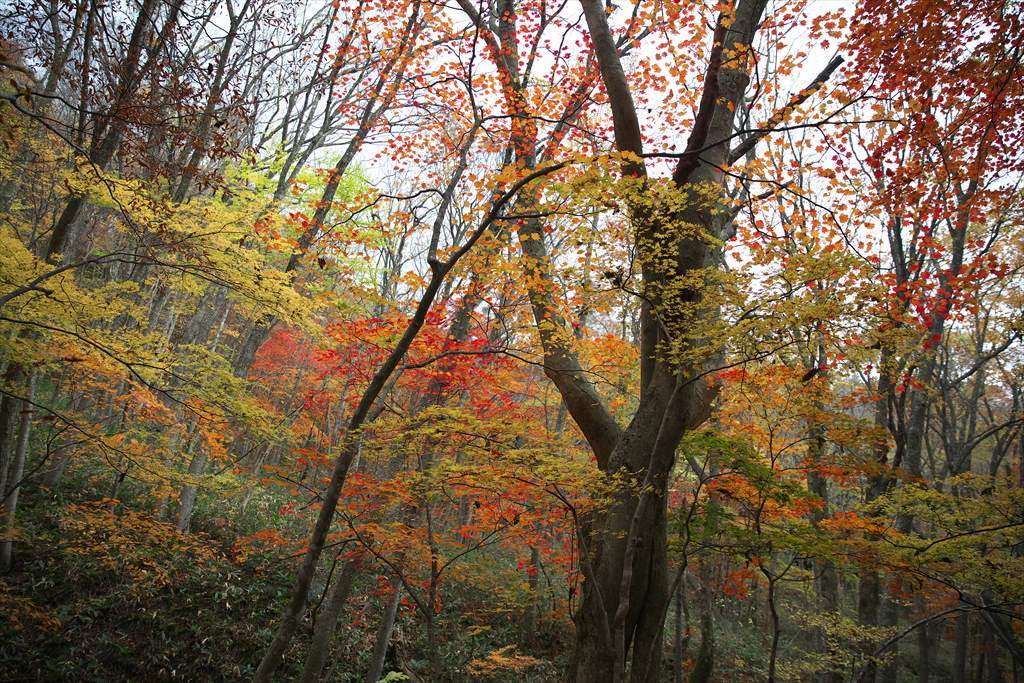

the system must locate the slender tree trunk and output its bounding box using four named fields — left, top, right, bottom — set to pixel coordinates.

left=807, top=397, right=842, bottom=683
left=239, top=443, right=272, bottom=516
left=673, top=580, right=687, bottom=683
left=916, top=596, right=930, bottom=683
left=766, top=576, right=780, bottom=683
left=297, top=557, right=360, bottom=683
left=953, top=612, right=969, bottom=683
left=987, top=620, right=1004, bottom=683
left=109, top=465, right=129, bottom=502
left=254, top=258, right=452, bottom=683
left=879, top=594, right=900, bottom=681
left=522, top=544, right=541, bottom=645
left=175, top=449, right=208, bottom=532
left=41, top=392, right=84, bottom=489
left=365, top=586, right=402, bottom=683
left=1, top=372, right=36, bottom=572
left=859, top=352, right=896, bottom=683
left=689, top=606, right=714, bottom=683
left=0, top=364, right=27, bottom=497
